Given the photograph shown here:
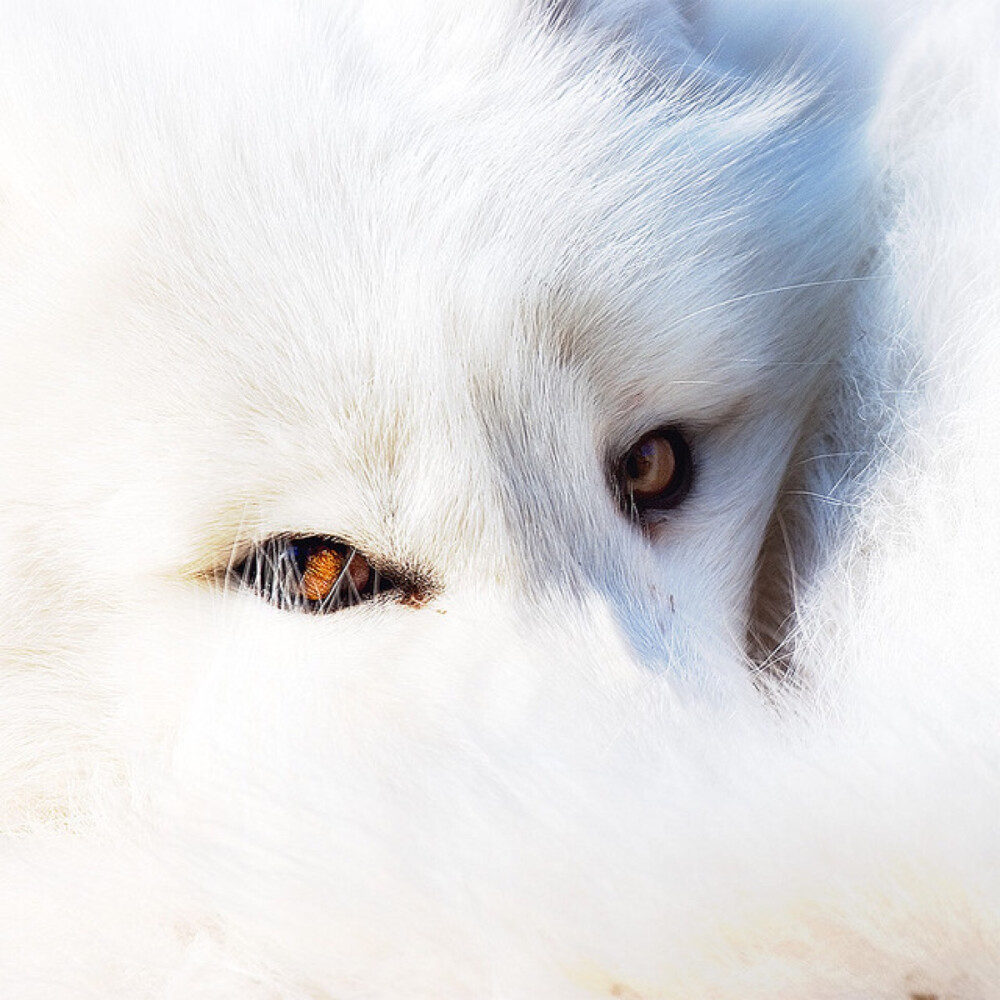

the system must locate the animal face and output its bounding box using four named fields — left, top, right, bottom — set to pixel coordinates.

left=0, top=1, right=875, bottom=995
